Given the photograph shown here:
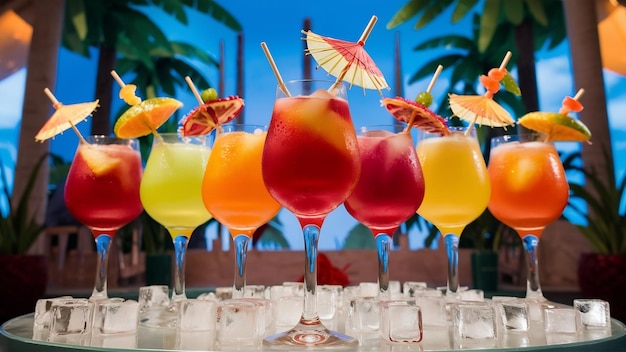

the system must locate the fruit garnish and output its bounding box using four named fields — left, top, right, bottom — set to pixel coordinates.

left=449, top=51, right=516, bottom=132
left=180, top=76, right=244, bottom=136
left=382, top=97, right=449, bottom=135
left=518, top=88, right=591, bottom=143
left=415, top=91, right=433, bottom=107
left=80, top=147, right=121, bottom=175
left=111, top=70, right=182, bottom=139
left=201, top=88, right=218, bottom=102
left=383, top=65, right=449, bottom=135
left=119, top=84, right=142, bottom=106
left=113, top=97, right=183, bottom=138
